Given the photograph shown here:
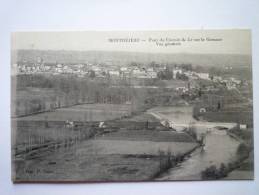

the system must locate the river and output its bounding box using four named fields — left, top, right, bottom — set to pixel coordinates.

left=148, top=106, right=240, bottom=180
